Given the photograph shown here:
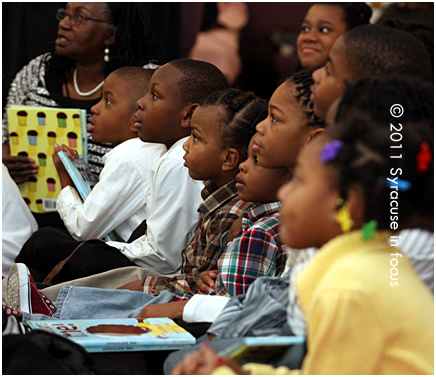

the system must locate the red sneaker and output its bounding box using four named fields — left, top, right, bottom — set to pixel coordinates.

left=7, top=263, right=56, bottom=316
